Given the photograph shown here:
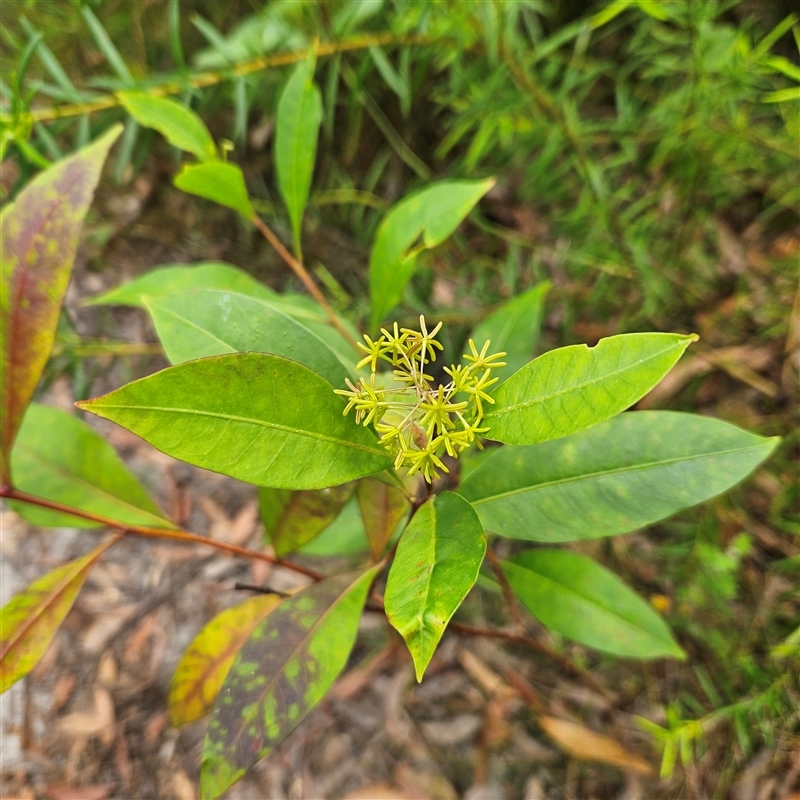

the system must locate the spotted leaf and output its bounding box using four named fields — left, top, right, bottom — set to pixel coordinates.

left=169, top=594, right=282, bottom=726
left=200, top=566, right=380, bottom=799
left=0, top=125, right=121, bottom=483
